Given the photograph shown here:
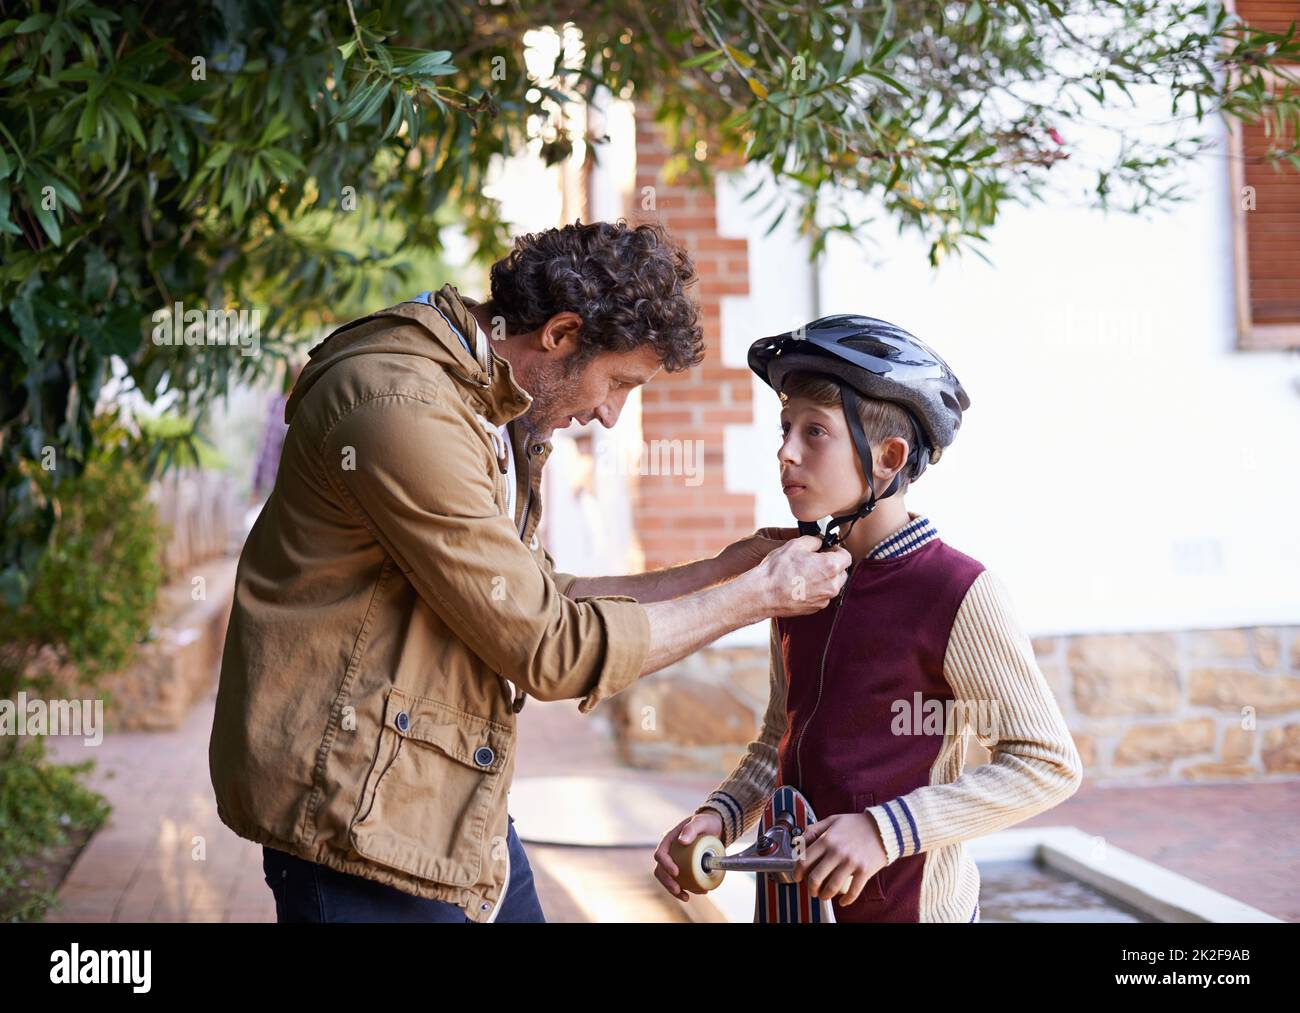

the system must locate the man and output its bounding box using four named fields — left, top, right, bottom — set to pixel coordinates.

left=209, top=219, right=851, bottom=923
